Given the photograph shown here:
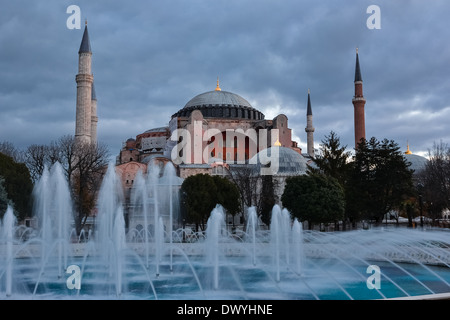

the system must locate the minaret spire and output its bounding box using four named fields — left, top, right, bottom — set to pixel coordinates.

left=354, top=47, right=362, bottom=82
left=78, top=23, right=92, bottom=54
left=305, top=88, right=315, bottom=158
left=352, top=48, right=366, bottom=149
